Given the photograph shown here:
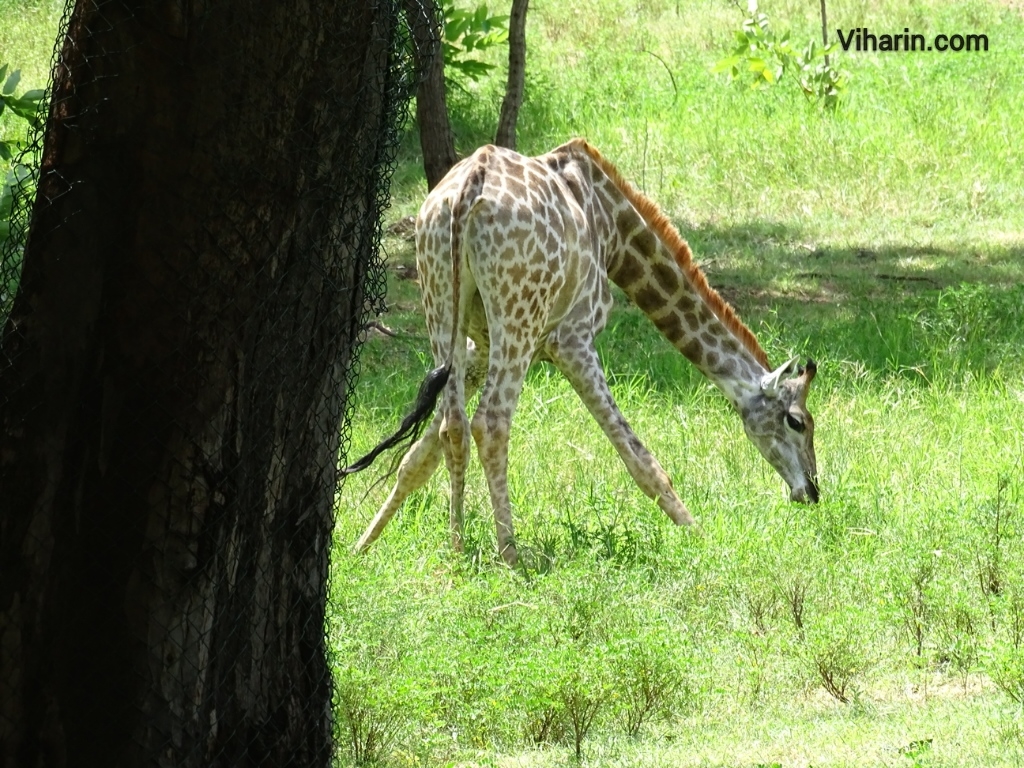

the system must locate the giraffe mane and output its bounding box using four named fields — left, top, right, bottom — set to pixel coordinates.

left=571, top=138, right=771, bottom=371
